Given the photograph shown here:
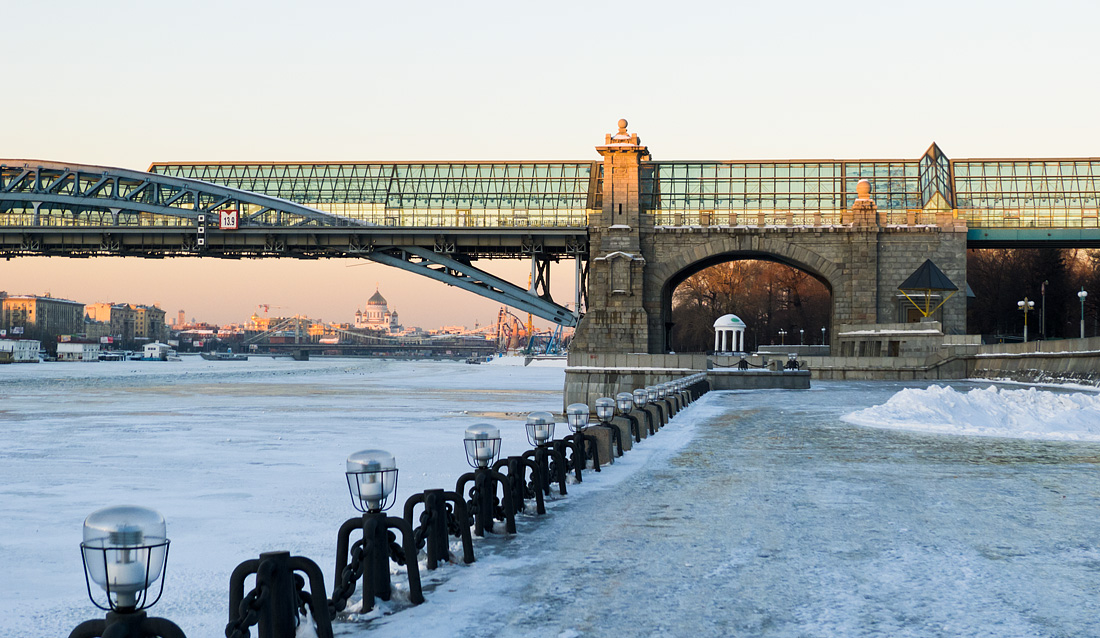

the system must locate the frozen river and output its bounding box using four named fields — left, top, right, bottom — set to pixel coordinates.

left=3, top=359, right=1099, bottom=637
